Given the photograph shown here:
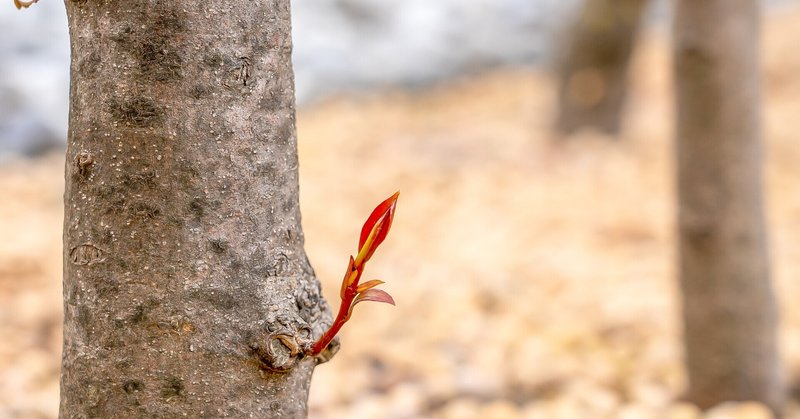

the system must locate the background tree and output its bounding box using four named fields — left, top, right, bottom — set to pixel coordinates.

left=673, top=0, right=783, bottom=412
left=60, top=1, right=334, bottom=417
left=555, top=0, right=649, bottom=135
